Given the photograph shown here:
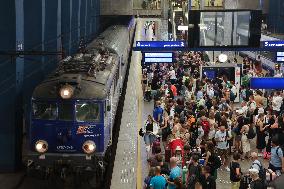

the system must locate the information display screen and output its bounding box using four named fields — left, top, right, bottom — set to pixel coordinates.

left=188, top=10, right=261, bottom=48
left=143, top=52, right=173, bottom=63
left=276, top=51, right=284, bottom=62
